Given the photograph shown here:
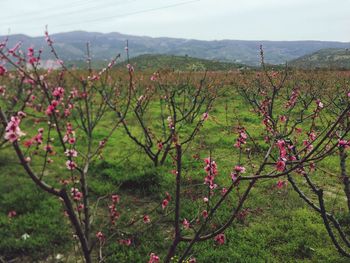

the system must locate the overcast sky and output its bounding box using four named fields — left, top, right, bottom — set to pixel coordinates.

left=1, top=0, right=349, bottom=41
